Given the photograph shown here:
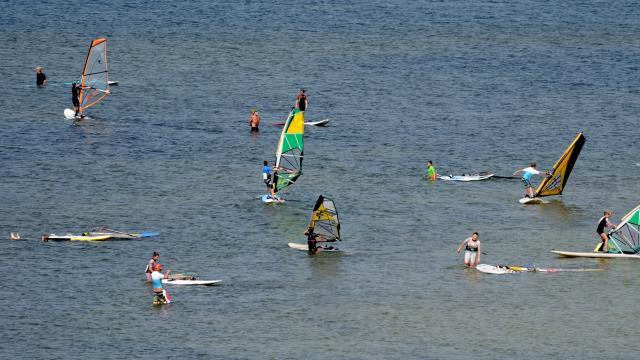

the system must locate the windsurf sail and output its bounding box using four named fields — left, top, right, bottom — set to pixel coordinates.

left=606, top=205, right=640, bottom=254
left=79, top=38, right=110, bottom=112
left=273, top=108, right=305, bottom=194
left=534, top=132, right=586, bottom=197
left=308, top=195, right=341, bottom=241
